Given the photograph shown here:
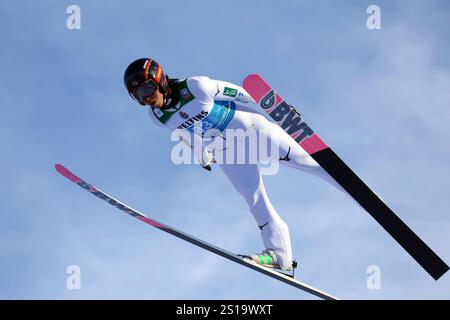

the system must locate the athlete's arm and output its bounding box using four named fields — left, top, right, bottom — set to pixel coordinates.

left=188, top=76, right=270, bottom=119
left=189, top=76, right=255, bottom=104
left=179, top=134, right=216, bottom=171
